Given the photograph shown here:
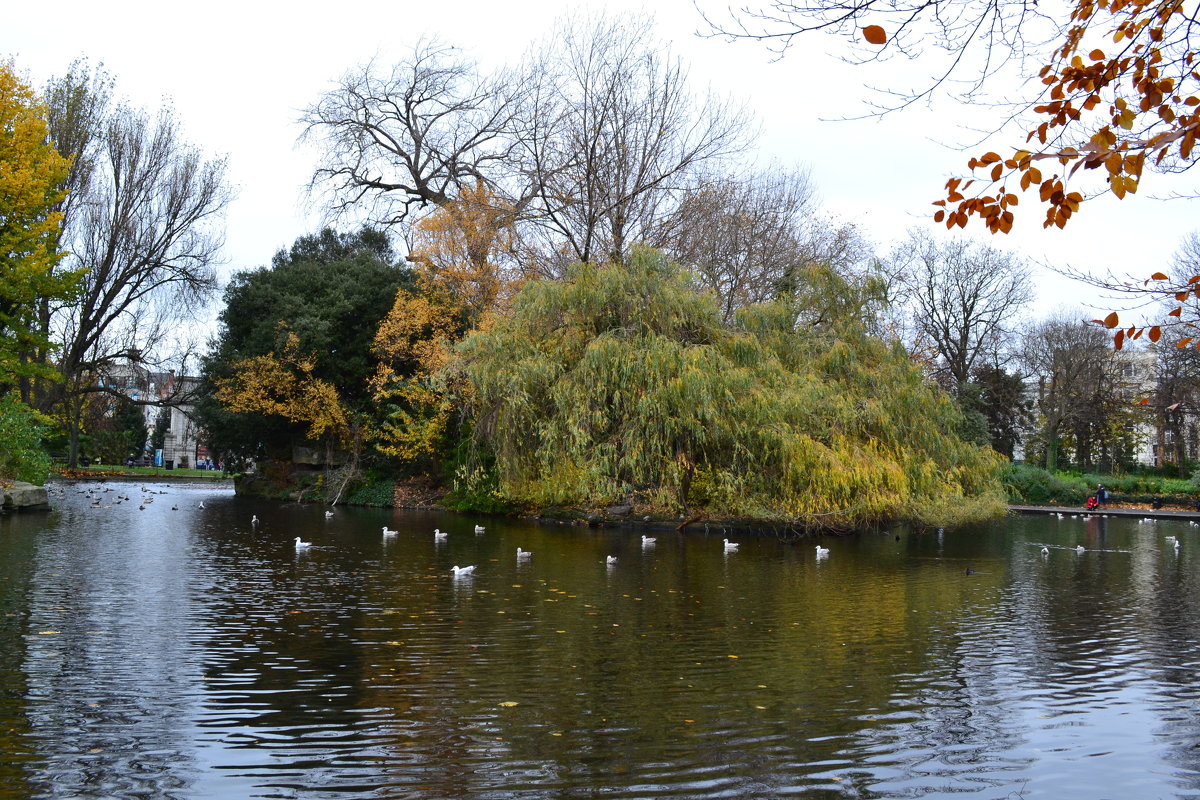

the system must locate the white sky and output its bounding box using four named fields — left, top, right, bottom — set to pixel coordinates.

left=5, top=0, right=1196, bottom=328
